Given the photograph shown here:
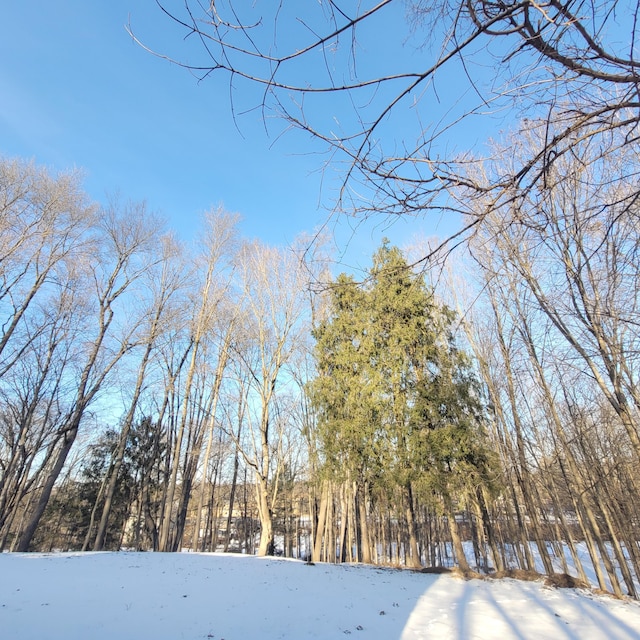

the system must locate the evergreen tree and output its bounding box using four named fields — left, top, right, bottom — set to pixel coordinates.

left=310, top=272, right=378, bottom=486
left=309, top=242, right=495, bottom=568
left=32, top=429, right=136, bottom=551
